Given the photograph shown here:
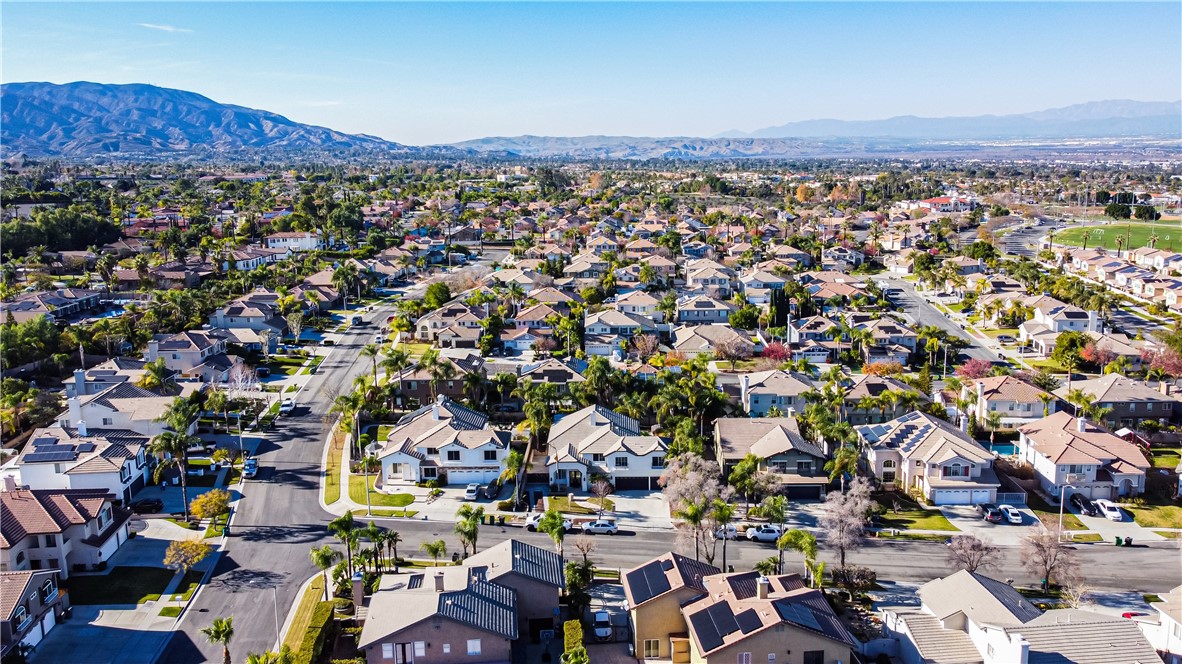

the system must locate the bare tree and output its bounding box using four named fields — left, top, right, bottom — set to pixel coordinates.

left=571, top=535, right=597, bottom=564
left=590, top=479, right=614, bottom=515
left=1060, top=574, right=1091, bottom=608
left=945, top=535, right=1000, bottom=573
left=818, top=476, right=871, bottom=569
left=257, top=328, right=274, bottom=360
left=712, top=337, right=751, bottom=371
left=1021, top=526, right=1079, bottom=591
left=632, top=334, right=660, bottom=361
left=285, top=312, right=304, bottom=345
left=659, top=453, right=725, bottom=509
